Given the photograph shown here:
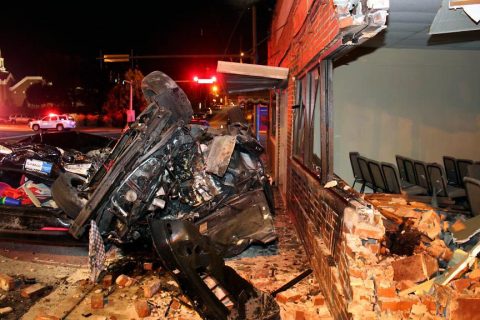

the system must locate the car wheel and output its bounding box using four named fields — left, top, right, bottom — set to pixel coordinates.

left=32, top=124, right=40, bottom=131
left=56, top=124, right=64, bottom=131
left=51, top=172, right=86, bottom=219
